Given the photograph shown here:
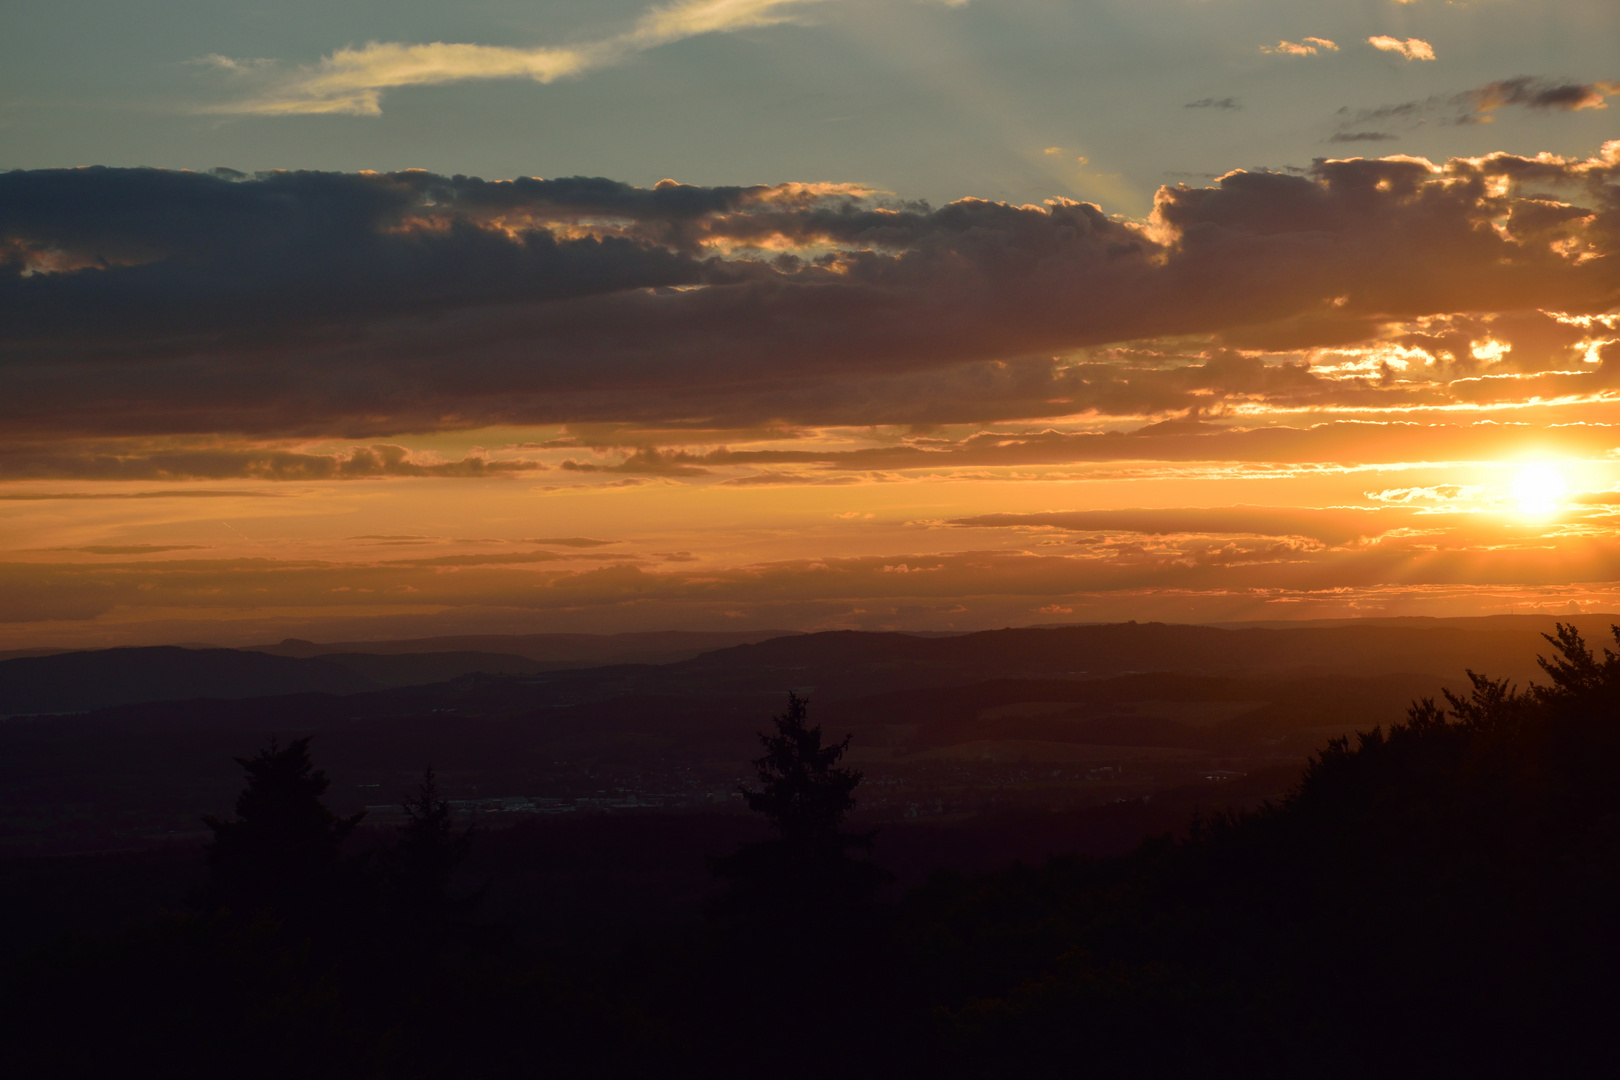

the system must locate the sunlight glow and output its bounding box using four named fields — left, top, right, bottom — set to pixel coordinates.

left=1513, top=464, right=1567, bottom=518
